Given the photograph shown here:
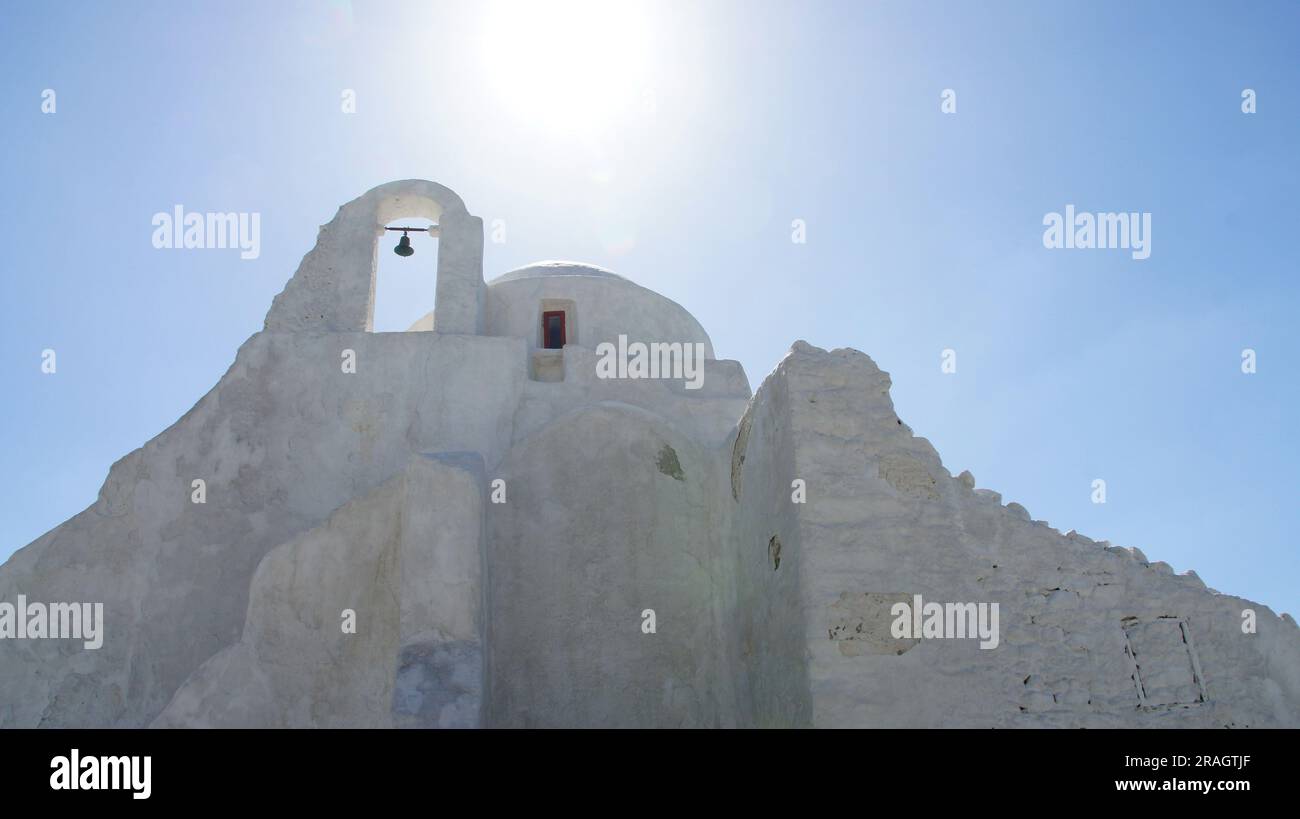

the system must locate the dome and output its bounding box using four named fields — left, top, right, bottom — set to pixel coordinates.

left=488, top=261, right=627, bottom=285
left=486, top=260, right=715, bottom=359
left=407, top=260, right=715, bottom=359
